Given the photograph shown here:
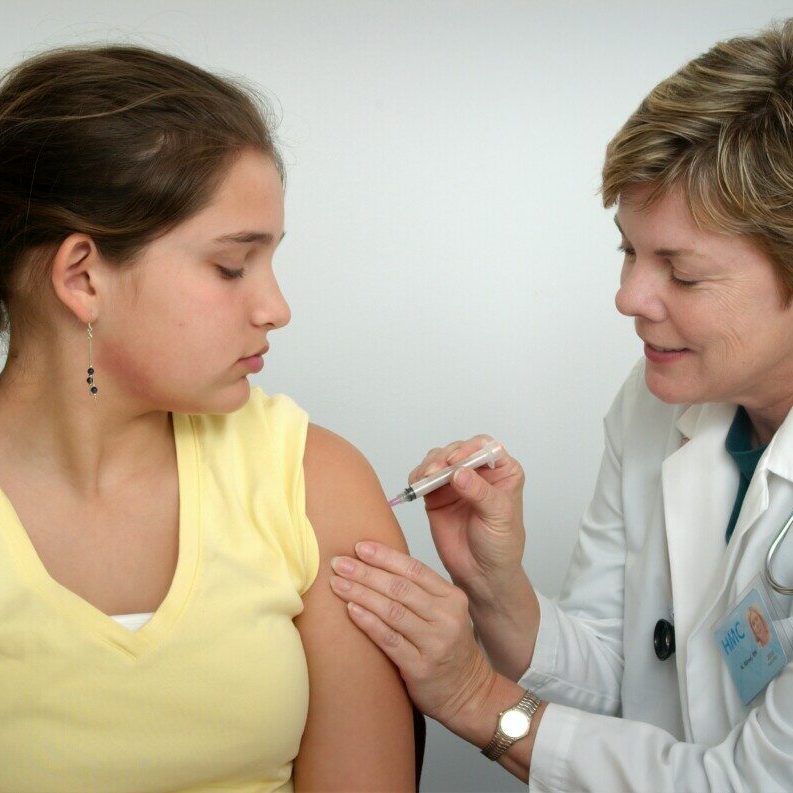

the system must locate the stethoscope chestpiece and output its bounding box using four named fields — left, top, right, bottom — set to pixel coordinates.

left=654, top=619, right=675, bottom=660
